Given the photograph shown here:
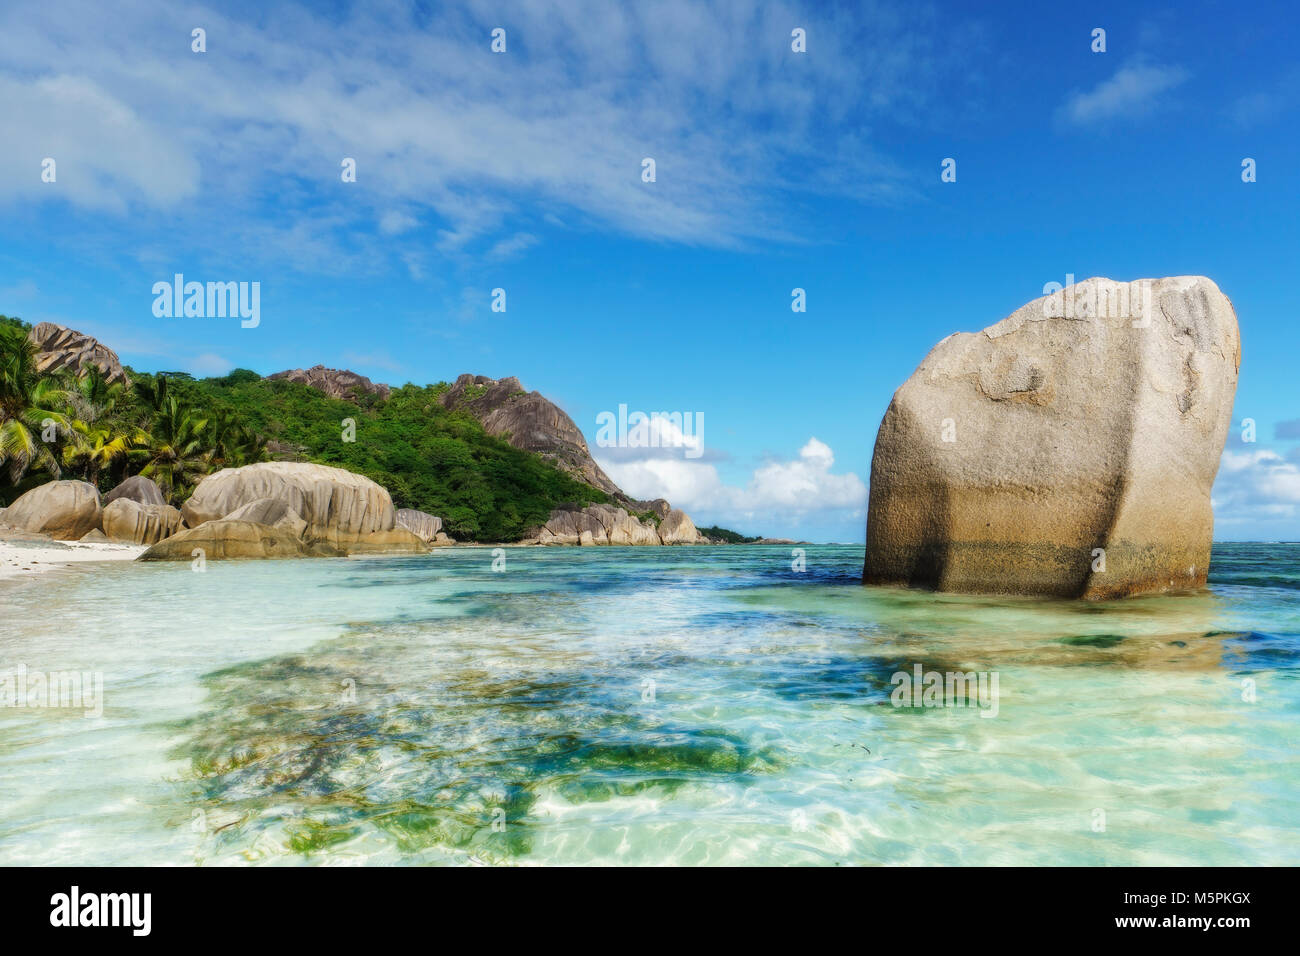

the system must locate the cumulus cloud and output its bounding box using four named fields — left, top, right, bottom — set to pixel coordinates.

left=1059, top=61, right=1189, bottom=125
left=1212, top=448, right=1300, bottom=525
left=598, top=437, right=867, bottom=531
left=593, top=408, right=710, bottom=462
